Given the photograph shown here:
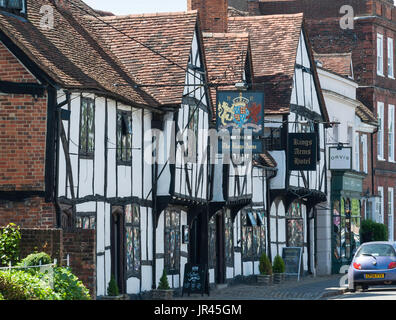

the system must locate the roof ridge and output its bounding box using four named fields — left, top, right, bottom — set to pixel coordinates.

left=84, top=10, right=198, bottom=20
left=228, top=12, right=304, bottom=20
left=203, top=32, right=250, bottom=38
